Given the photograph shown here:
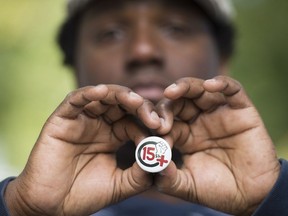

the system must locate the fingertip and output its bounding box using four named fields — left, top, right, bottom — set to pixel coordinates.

left=131, top=163, right=153, bottom=188
left=155, top=100, right=174, bottom=134
left=164, top=83, right=180, bottom=99
left=159, top=160, right=177, bottom=176
left=165, top=83, right=178, bottom=92
left=203, top=78, right=224, bottom=92
left=204, top=77, right=251, bottom=108
left=151, top=111, right=160, bottom=122
left=156, top=117, right=172, bottom=135
left=155, top=161, right=178, bottom=191
left=86, top=84, right=109, bottom=100
left=94, top=84, right=109, bottom=94
left=129, top=91, right=144, bottom=103
left=142, top=111, right=161, bottom=130
left=204, top=78, right=218, bottom=85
